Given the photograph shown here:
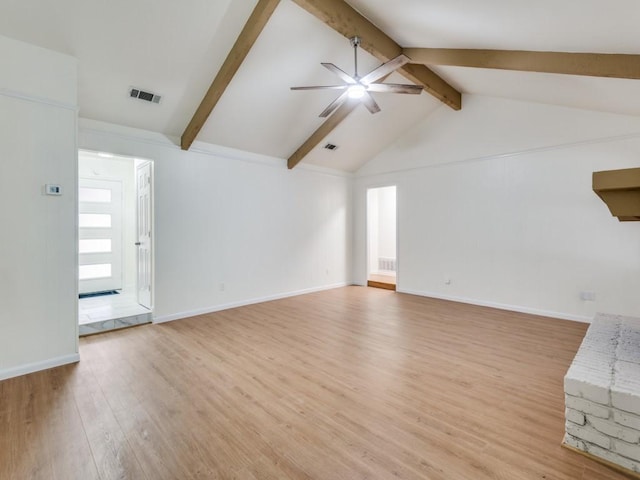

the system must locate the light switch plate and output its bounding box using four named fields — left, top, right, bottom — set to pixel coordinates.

left=45, top=184, right=62, bottom=196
